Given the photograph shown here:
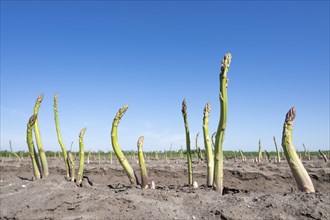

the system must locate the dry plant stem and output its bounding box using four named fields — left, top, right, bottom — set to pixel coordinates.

left=33, top=93, right=49, bottom=178
left=203, top=103, right=214, bottom=186
left=281, top=107, right=315, bottom=193
left=27, top=115, right=41, bottom=179
left=54, top=94, right=70, bottom=180
left=319, top=150, right=328, bottom=162
left=273, top=136, right=281, bottom=162
left=9, top=140, right=21, bottom=162
left=137, top=136, right=148, bottom=189
left=111, top=105, right=136, bottom=185
left=213, top=53, right=231, bottom=193
left=68, top=152, right=75, bottom=182
left=77, top=128, right=86, bottom=186
left=182, top=99, right=193, bottom=185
